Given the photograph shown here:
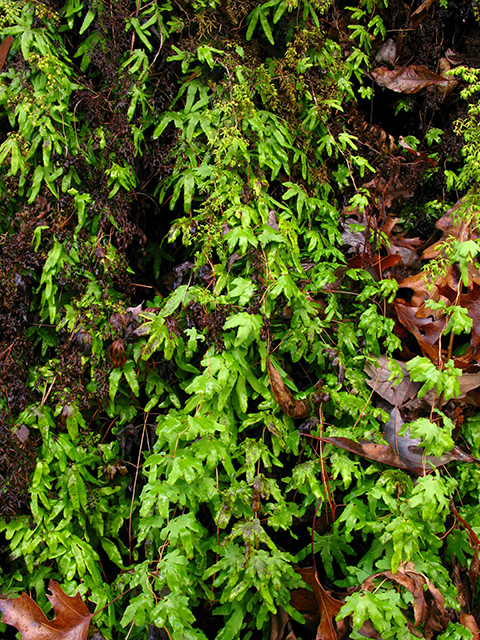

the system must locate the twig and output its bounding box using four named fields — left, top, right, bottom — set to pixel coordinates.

left=128, top=413, right=148, bottom=564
